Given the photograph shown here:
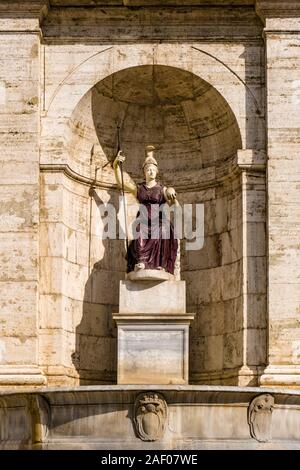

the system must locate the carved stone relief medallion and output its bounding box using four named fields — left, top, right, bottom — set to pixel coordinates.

left=134, top=392, right=168, bottom=441
left=248, top=394, right=274, bottom=442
